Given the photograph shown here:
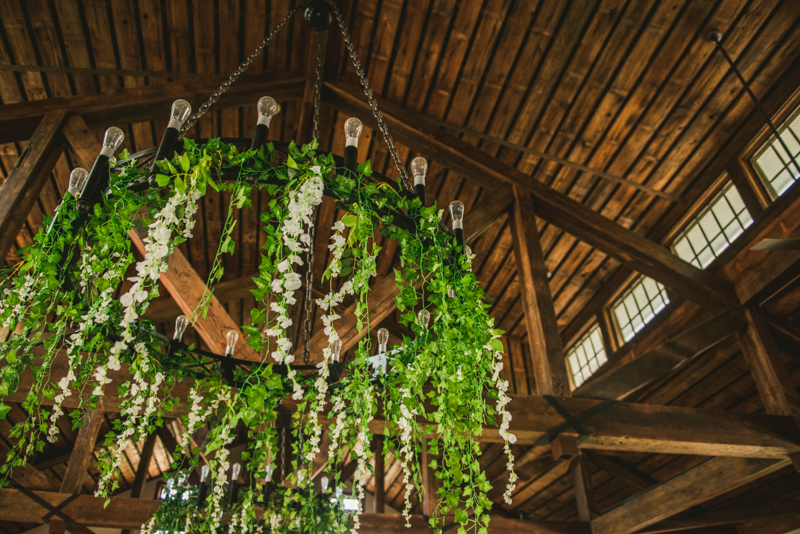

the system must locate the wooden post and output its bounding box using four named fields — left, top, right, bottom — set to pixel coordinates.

left=60, top=399, right=104, bottom=495
left=572, top=453, right=596, bottom=522
left=737, top=308, right=800, bottom=419
left=372, top=435, right=385, bottom=513
left=726, top=159, right=768, bottom=219
left=0, top=111, right=66, bottom=259
left=420, top=439, right=439, bottom=518
left=119, top=432, right=158, bottom=534
left=550, top=435, right=579, bottom=461
left=509, top=184, right=570, bottom=397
